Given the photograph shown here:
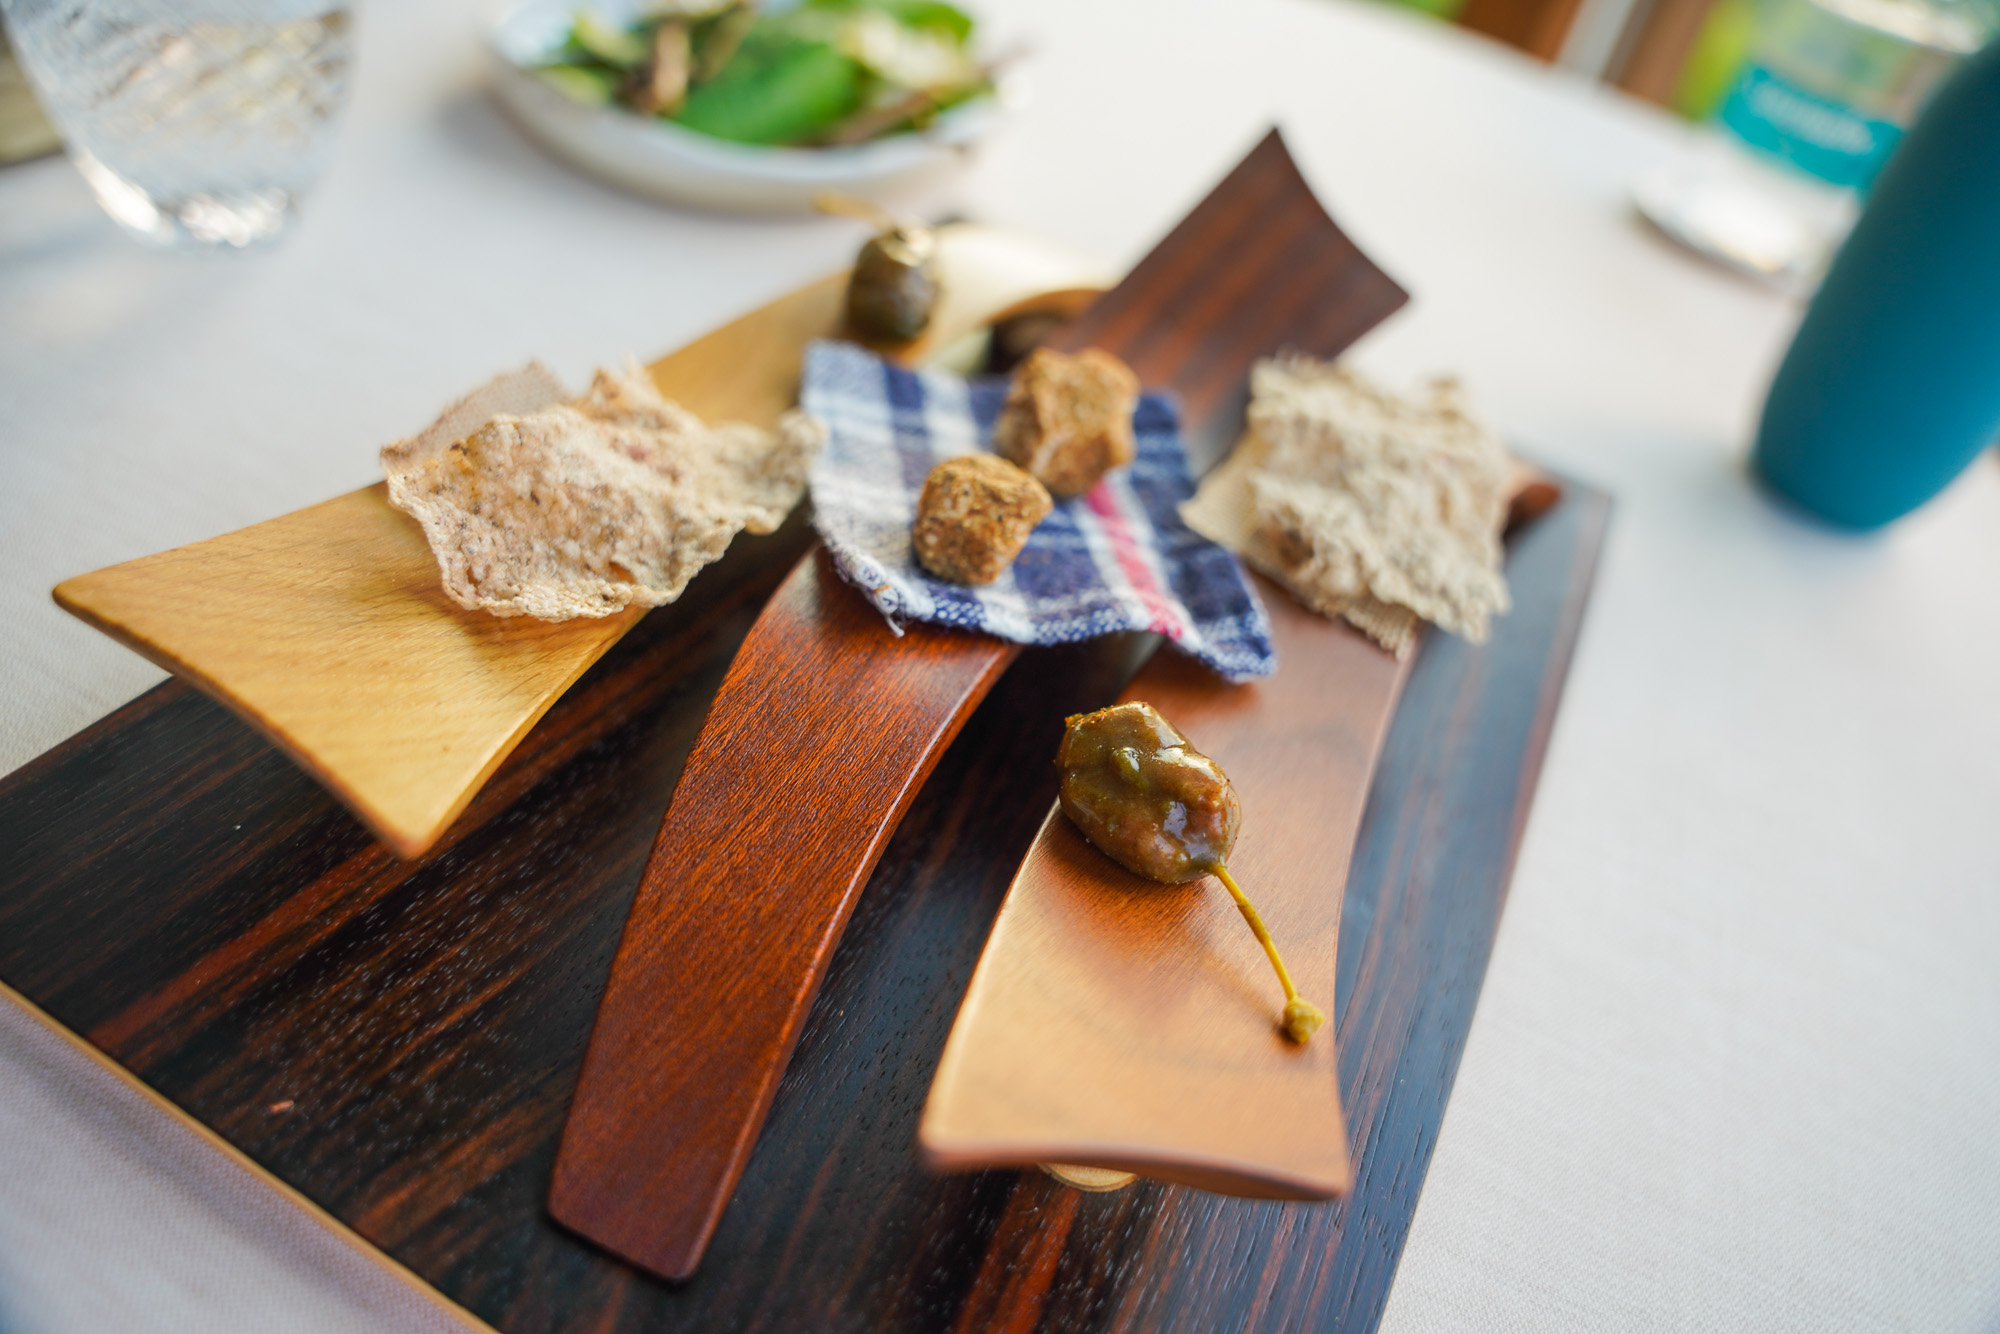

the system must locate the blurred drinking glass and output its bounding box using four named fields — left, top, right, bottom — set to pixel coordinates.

left=1635, top=0, right=1995, bottom=290
left=0, top=0, right=354, bottom=250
